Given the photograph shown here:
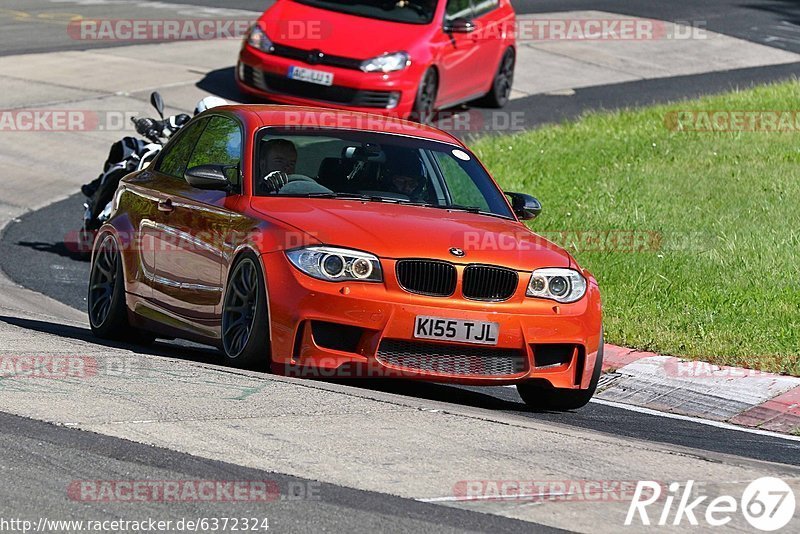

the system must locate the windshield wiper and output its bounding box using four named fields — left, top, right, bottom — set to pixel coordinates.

left=298, top=194, right=510, bottom=218
left=413, top=203, right=513, bottom=219
left=302, top=192, right=405, bottom=204
left=444, top=204, right=482, bottom=213
left=404, top=202, right=481, bottom=213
